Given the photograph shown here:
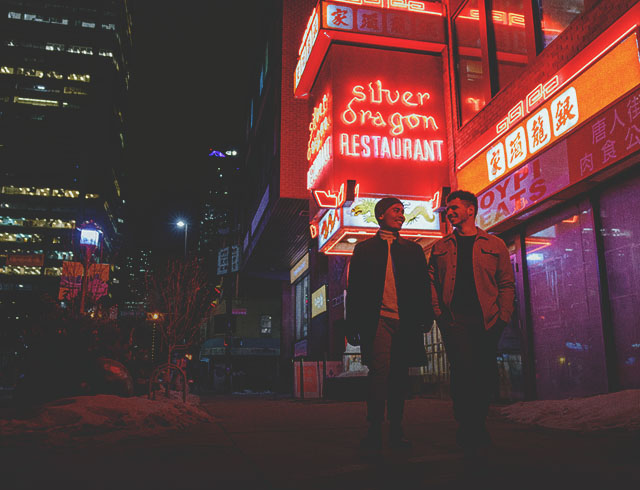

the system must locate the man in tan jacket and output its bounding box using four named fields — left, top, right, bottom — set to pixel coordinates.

left=428, top=190, right=515, bottom=458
